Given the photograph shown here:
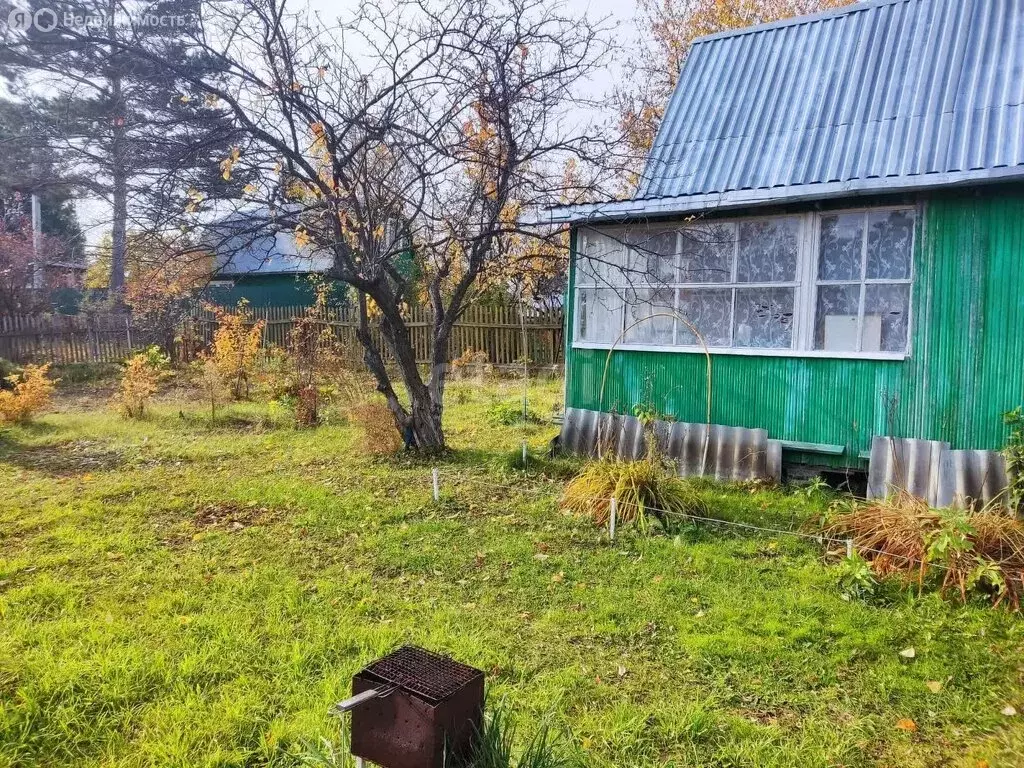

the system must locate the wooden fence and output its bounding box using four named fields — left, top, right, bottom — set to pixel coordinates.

left=0, top=313, right=136, bottom=365
left=0, top=304, right=564, bottom=368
